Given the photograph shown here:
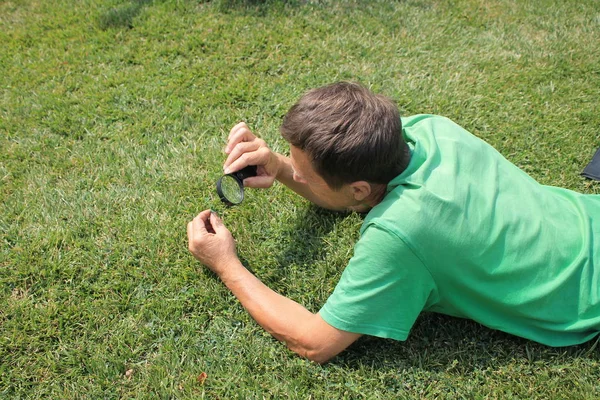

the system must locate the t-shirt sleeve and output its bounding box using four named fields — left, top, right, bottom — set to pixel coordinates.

left=319, top=222, right=437, bottom=341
